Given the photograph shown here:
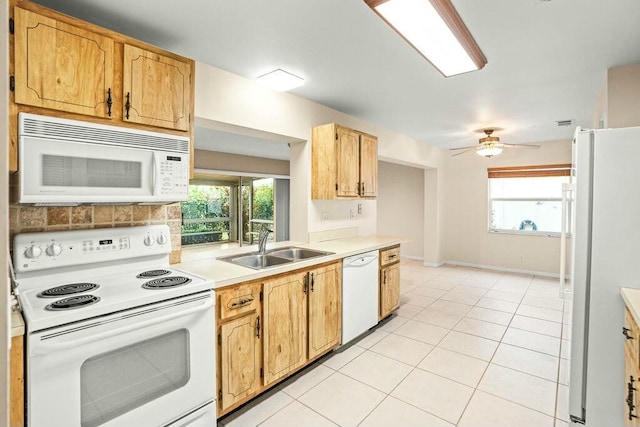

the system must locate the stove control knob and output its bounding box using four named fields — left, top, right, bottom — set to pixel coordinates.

left=144, top=235, right=155, bottom=247
left=157, top=234, right=168, bottom=245
left=46, top=243, right=63, bottom=257
left=24, top=245, right=42, bottom=259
